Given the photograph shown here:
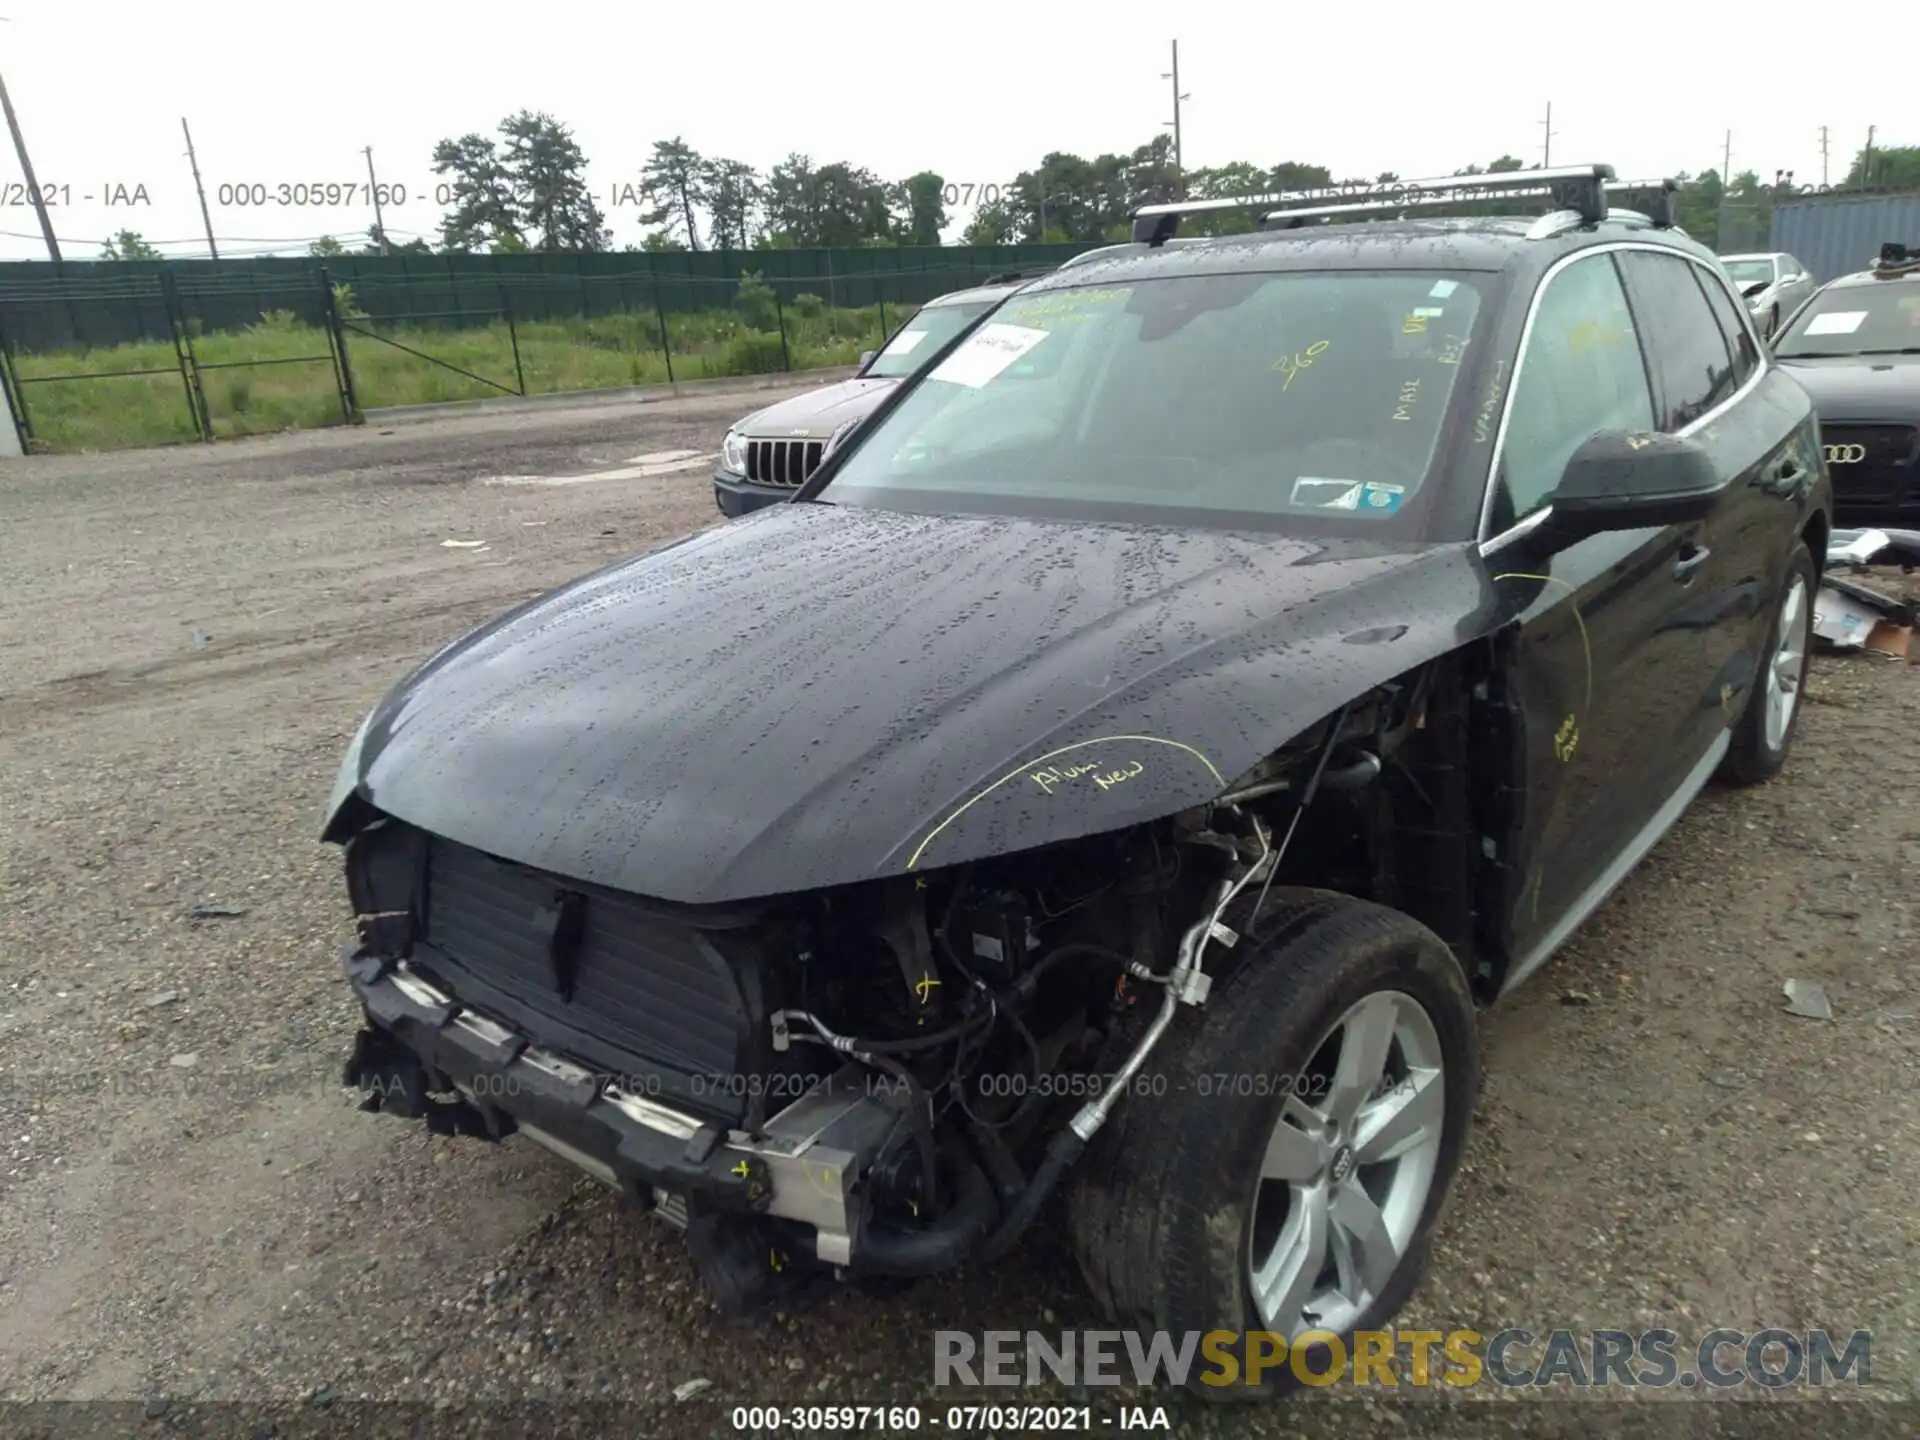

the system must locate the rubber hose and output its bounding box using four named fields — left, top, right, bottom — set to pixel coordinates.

left=853, top=1155, right=999, bottom=1277
left=974, top=1126, right=1087, bottom=1265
